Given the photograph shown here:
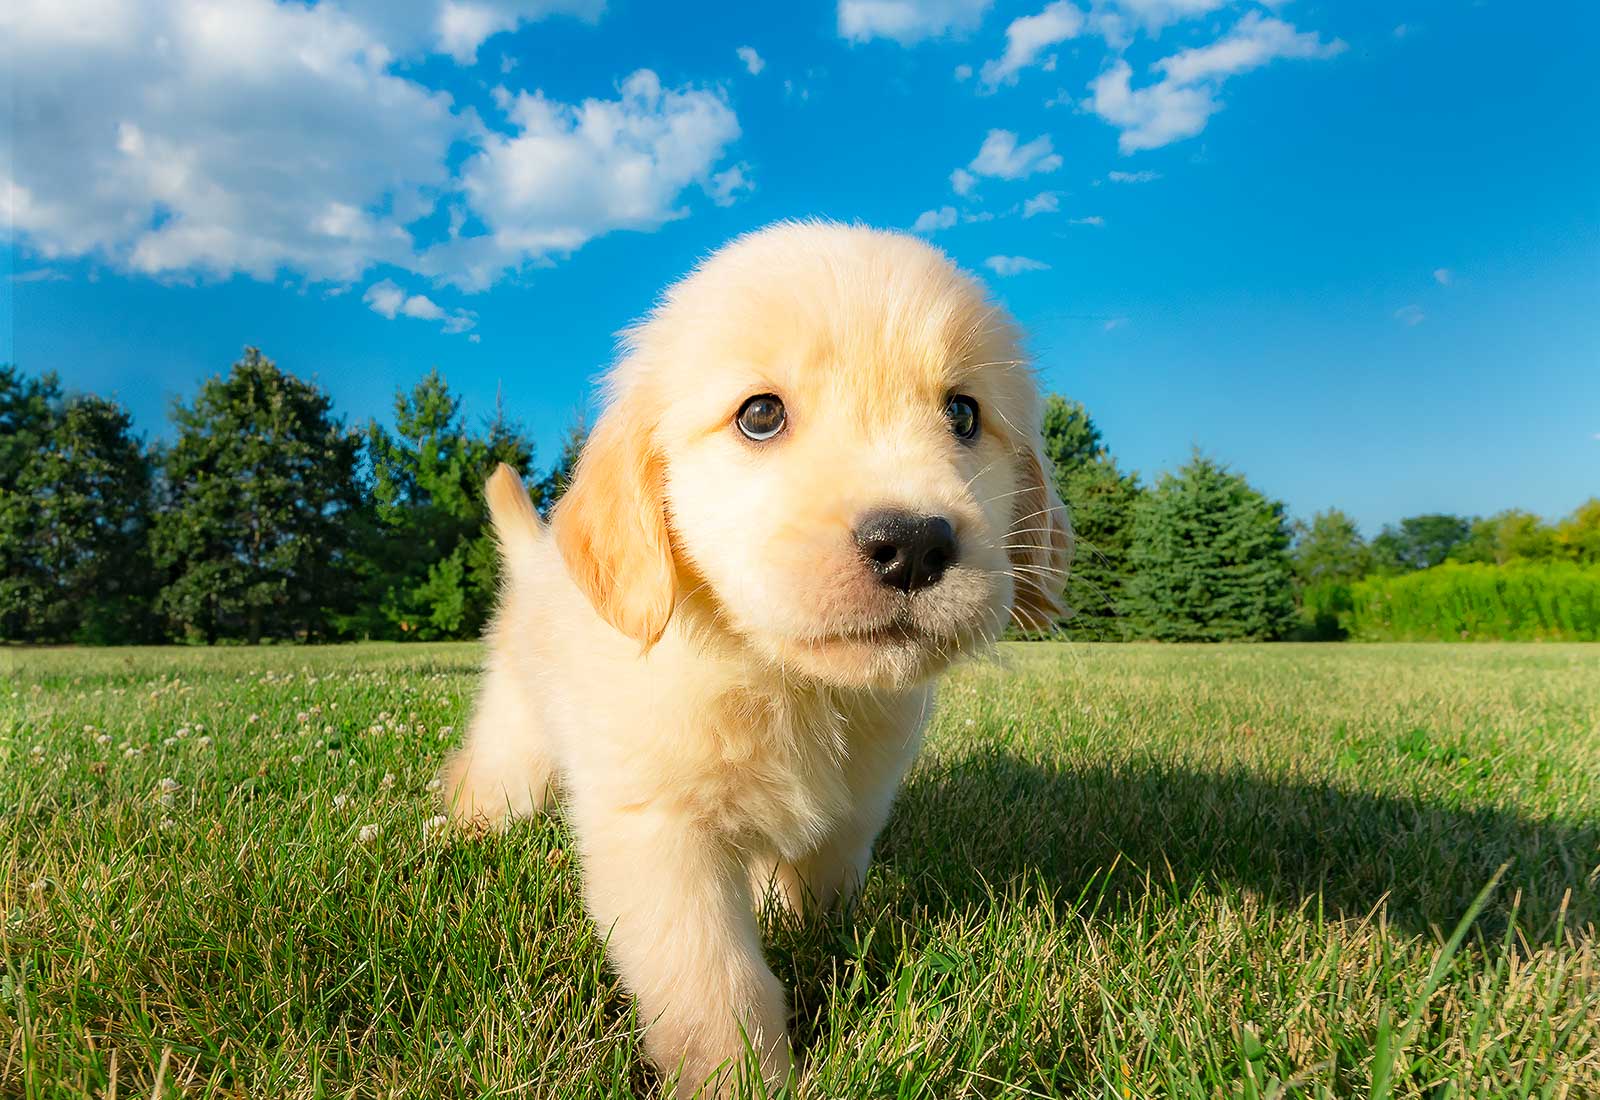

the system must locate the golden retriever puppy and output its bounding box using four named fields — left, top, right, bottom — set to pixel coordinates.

left=444, top=221, right=1071, bottom=1095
